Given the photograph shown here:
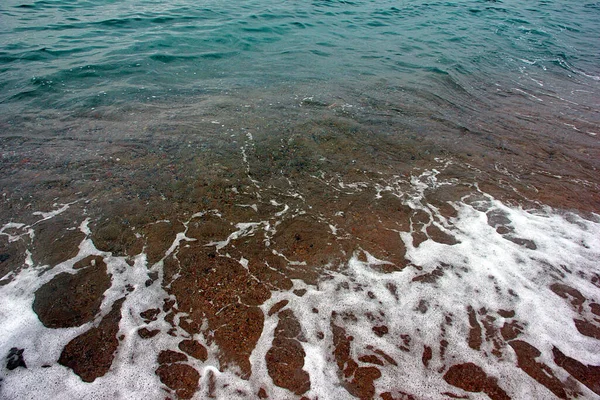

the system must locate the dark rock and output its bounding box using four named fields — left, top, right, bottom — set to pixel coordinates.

left=6, top=348, right=26, bottom=370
